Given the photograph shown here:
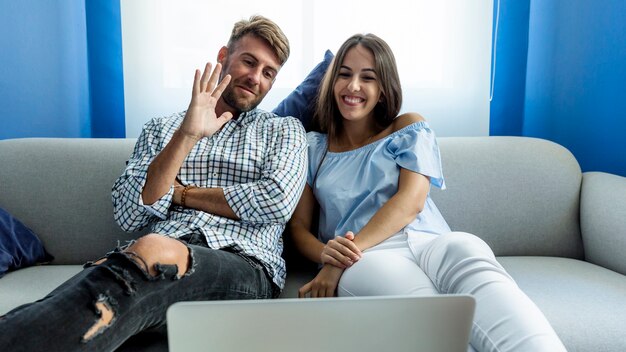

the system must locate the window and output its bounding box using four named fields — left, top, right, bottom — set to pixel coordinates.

left=121, top=0, right=493, bottom=137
